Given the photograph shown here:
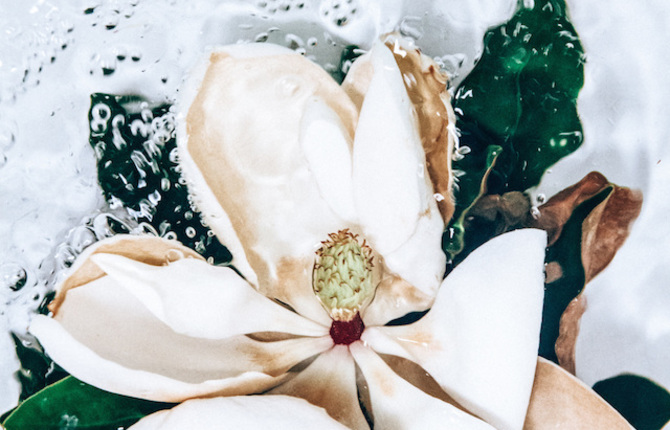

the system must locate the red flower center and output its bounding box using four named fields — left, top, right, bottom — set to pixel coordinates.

left=329, top=313, right=365, bottom=345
